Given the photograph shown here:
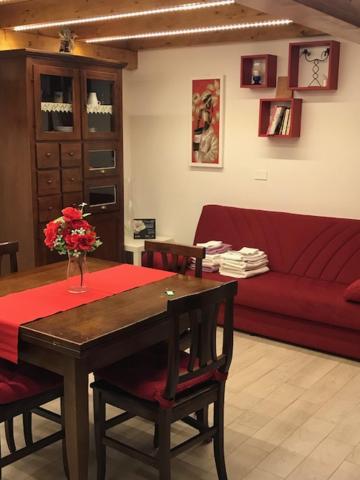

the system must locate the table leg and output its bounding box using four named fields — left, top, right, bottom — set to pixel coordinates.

left=63, top=358, right=89, bottom=480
